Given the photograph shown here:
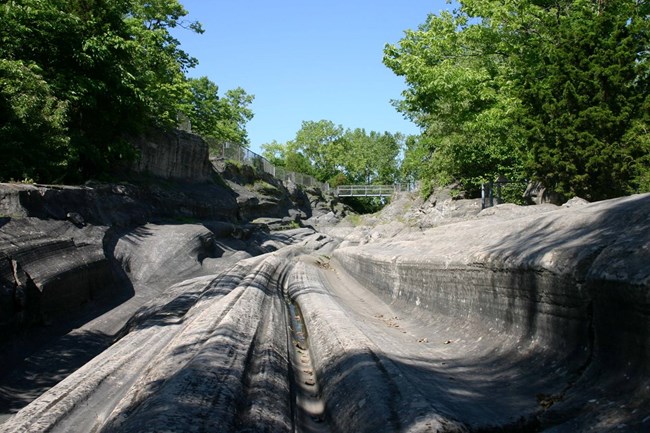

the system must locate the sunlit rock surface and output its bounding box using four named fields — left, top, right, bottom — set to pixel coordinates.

left=1, top=185, right=649, bottom=432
